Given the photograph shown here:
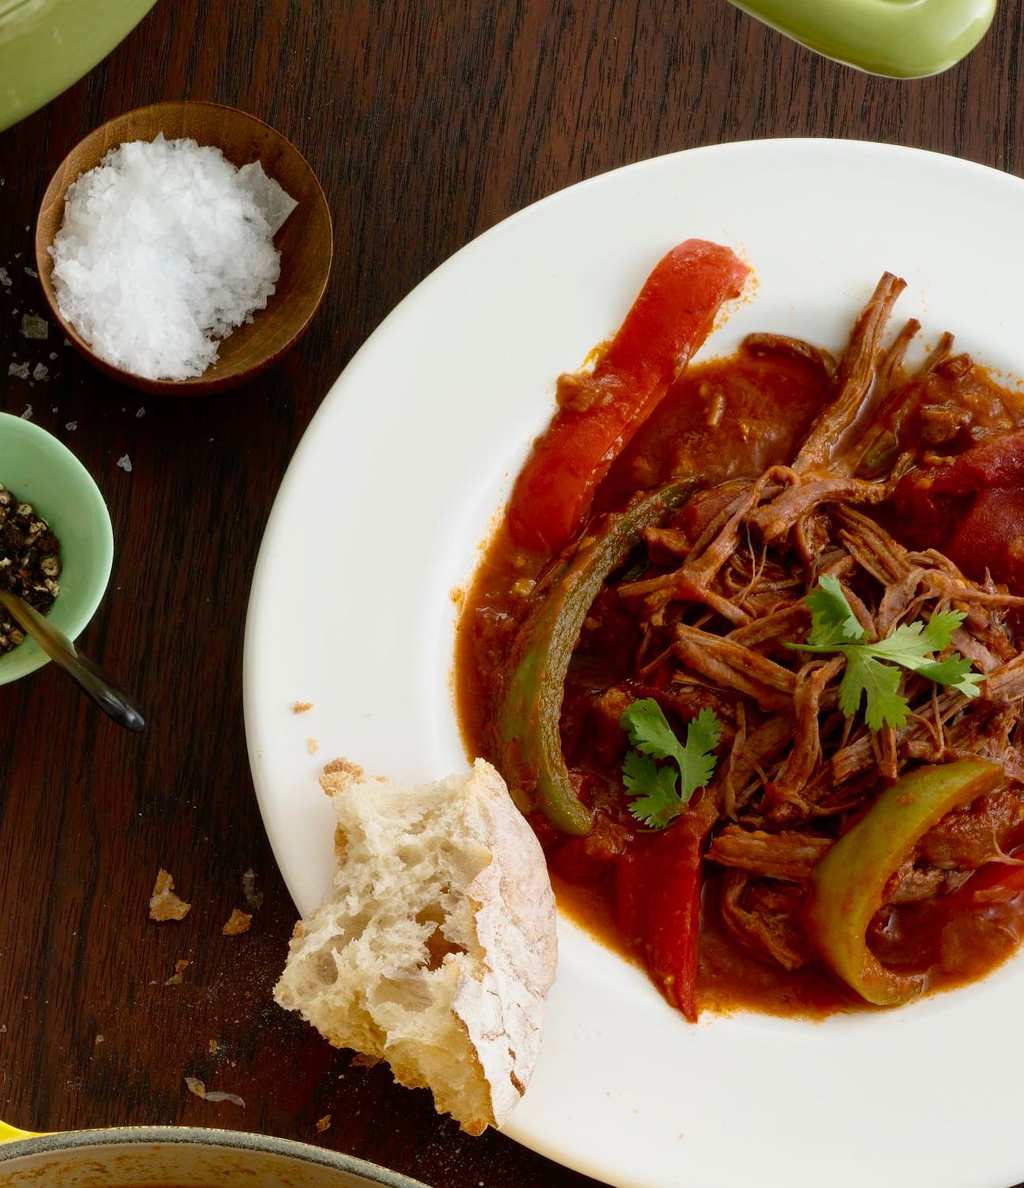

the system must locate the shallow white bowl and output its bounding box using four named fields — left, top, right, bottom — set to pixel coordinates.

left=245, top=139, right=1024, bottom=1188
